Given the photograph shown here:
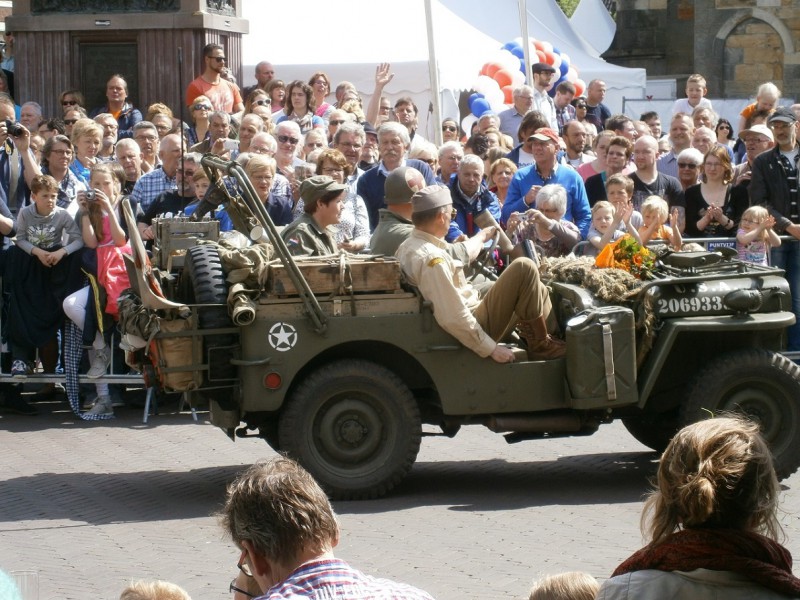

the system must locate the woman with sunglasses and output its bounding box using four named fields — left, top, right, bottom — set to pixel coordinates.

left=308, top=71, right=332, bottom=119
left=62, top=105, right=88, bottom=139
left=242, top=88, right=272, bottom=116
left=441, top=118, right=461, bottom=143
left=675, top=147, right=703, bottom=191
left=186, top=94, right=212, bottom=146
left=715, top=118, right=736, bottom=150
left=571, top=96, right=598, bottom=148
left=58, top=89, right=85, bottom=116
left=276, top=80, right=324, bottom=135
